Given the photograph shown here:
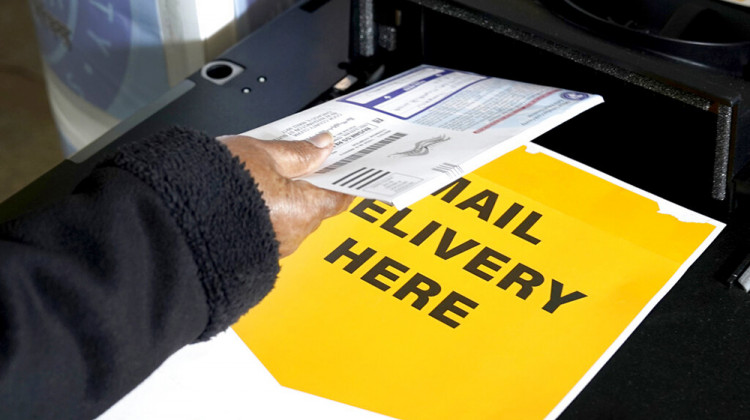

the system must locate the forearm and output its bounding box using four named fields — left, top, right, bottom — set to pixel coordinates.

left=0, top=128, right=279, bottom=419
